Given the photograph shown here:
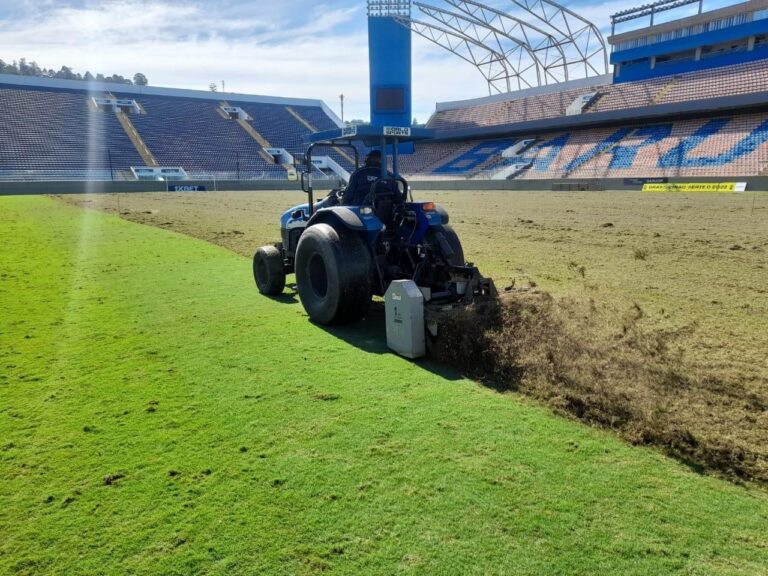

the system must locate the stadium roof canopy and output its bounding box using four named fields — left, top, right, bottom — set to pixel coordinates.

left=378, top=0, right=608, bottom=94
